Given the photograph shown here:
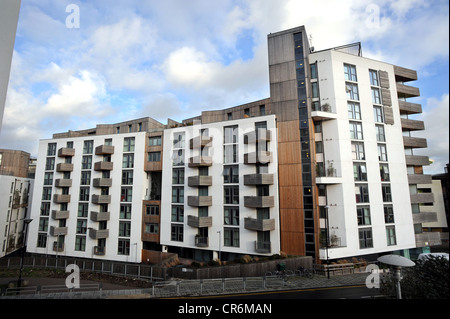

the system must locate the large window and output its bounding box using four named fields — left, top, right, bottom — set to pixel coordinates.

left=355, top=184, right=369, bottom=203
left=83, top=140, right=93, bottom=154
left=386, top=226, right=397, bottom=246
left=346, top=83, right=359, bottom=100
left=352, top=142, right=365, bottom=160
left=173, top=132, right=185, bottom=149
left=122, top=154, right=134, bottom=168
left=353, top=163, right=367, bottom=181
left=172, top=168, right=185, bottom=184
left=172, top=187, right=184, bottom=203
left=369, top=69, right=379, bottom=86
left=344, top=64, right=357, bottom=81
left=350, top=121, right=363, bottom=140
left=224, top=186, right=239, bottom=204
left=359, top=228, right=373, bottom=249
left=223, top=165, right=239, bottom=183
left=224, top=207, right=239, bottom=226
left=224, top=228, right=239, bottom=247
left=371, top=88, right=381, bottom=104
left=384, top=205, right=395, bottom=223
left=171, top=224, right=184, bottom=242
left=378, top=144, right=388, bottom=161
left=348, top=102, right=361, bottom=120
left=357, top=206, right=371, bottom=225
left=376, top=125, right=386, bottom=142
left=123, top=137, right=135, bottom=152
left=171, top=206, right=184, bottom=222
